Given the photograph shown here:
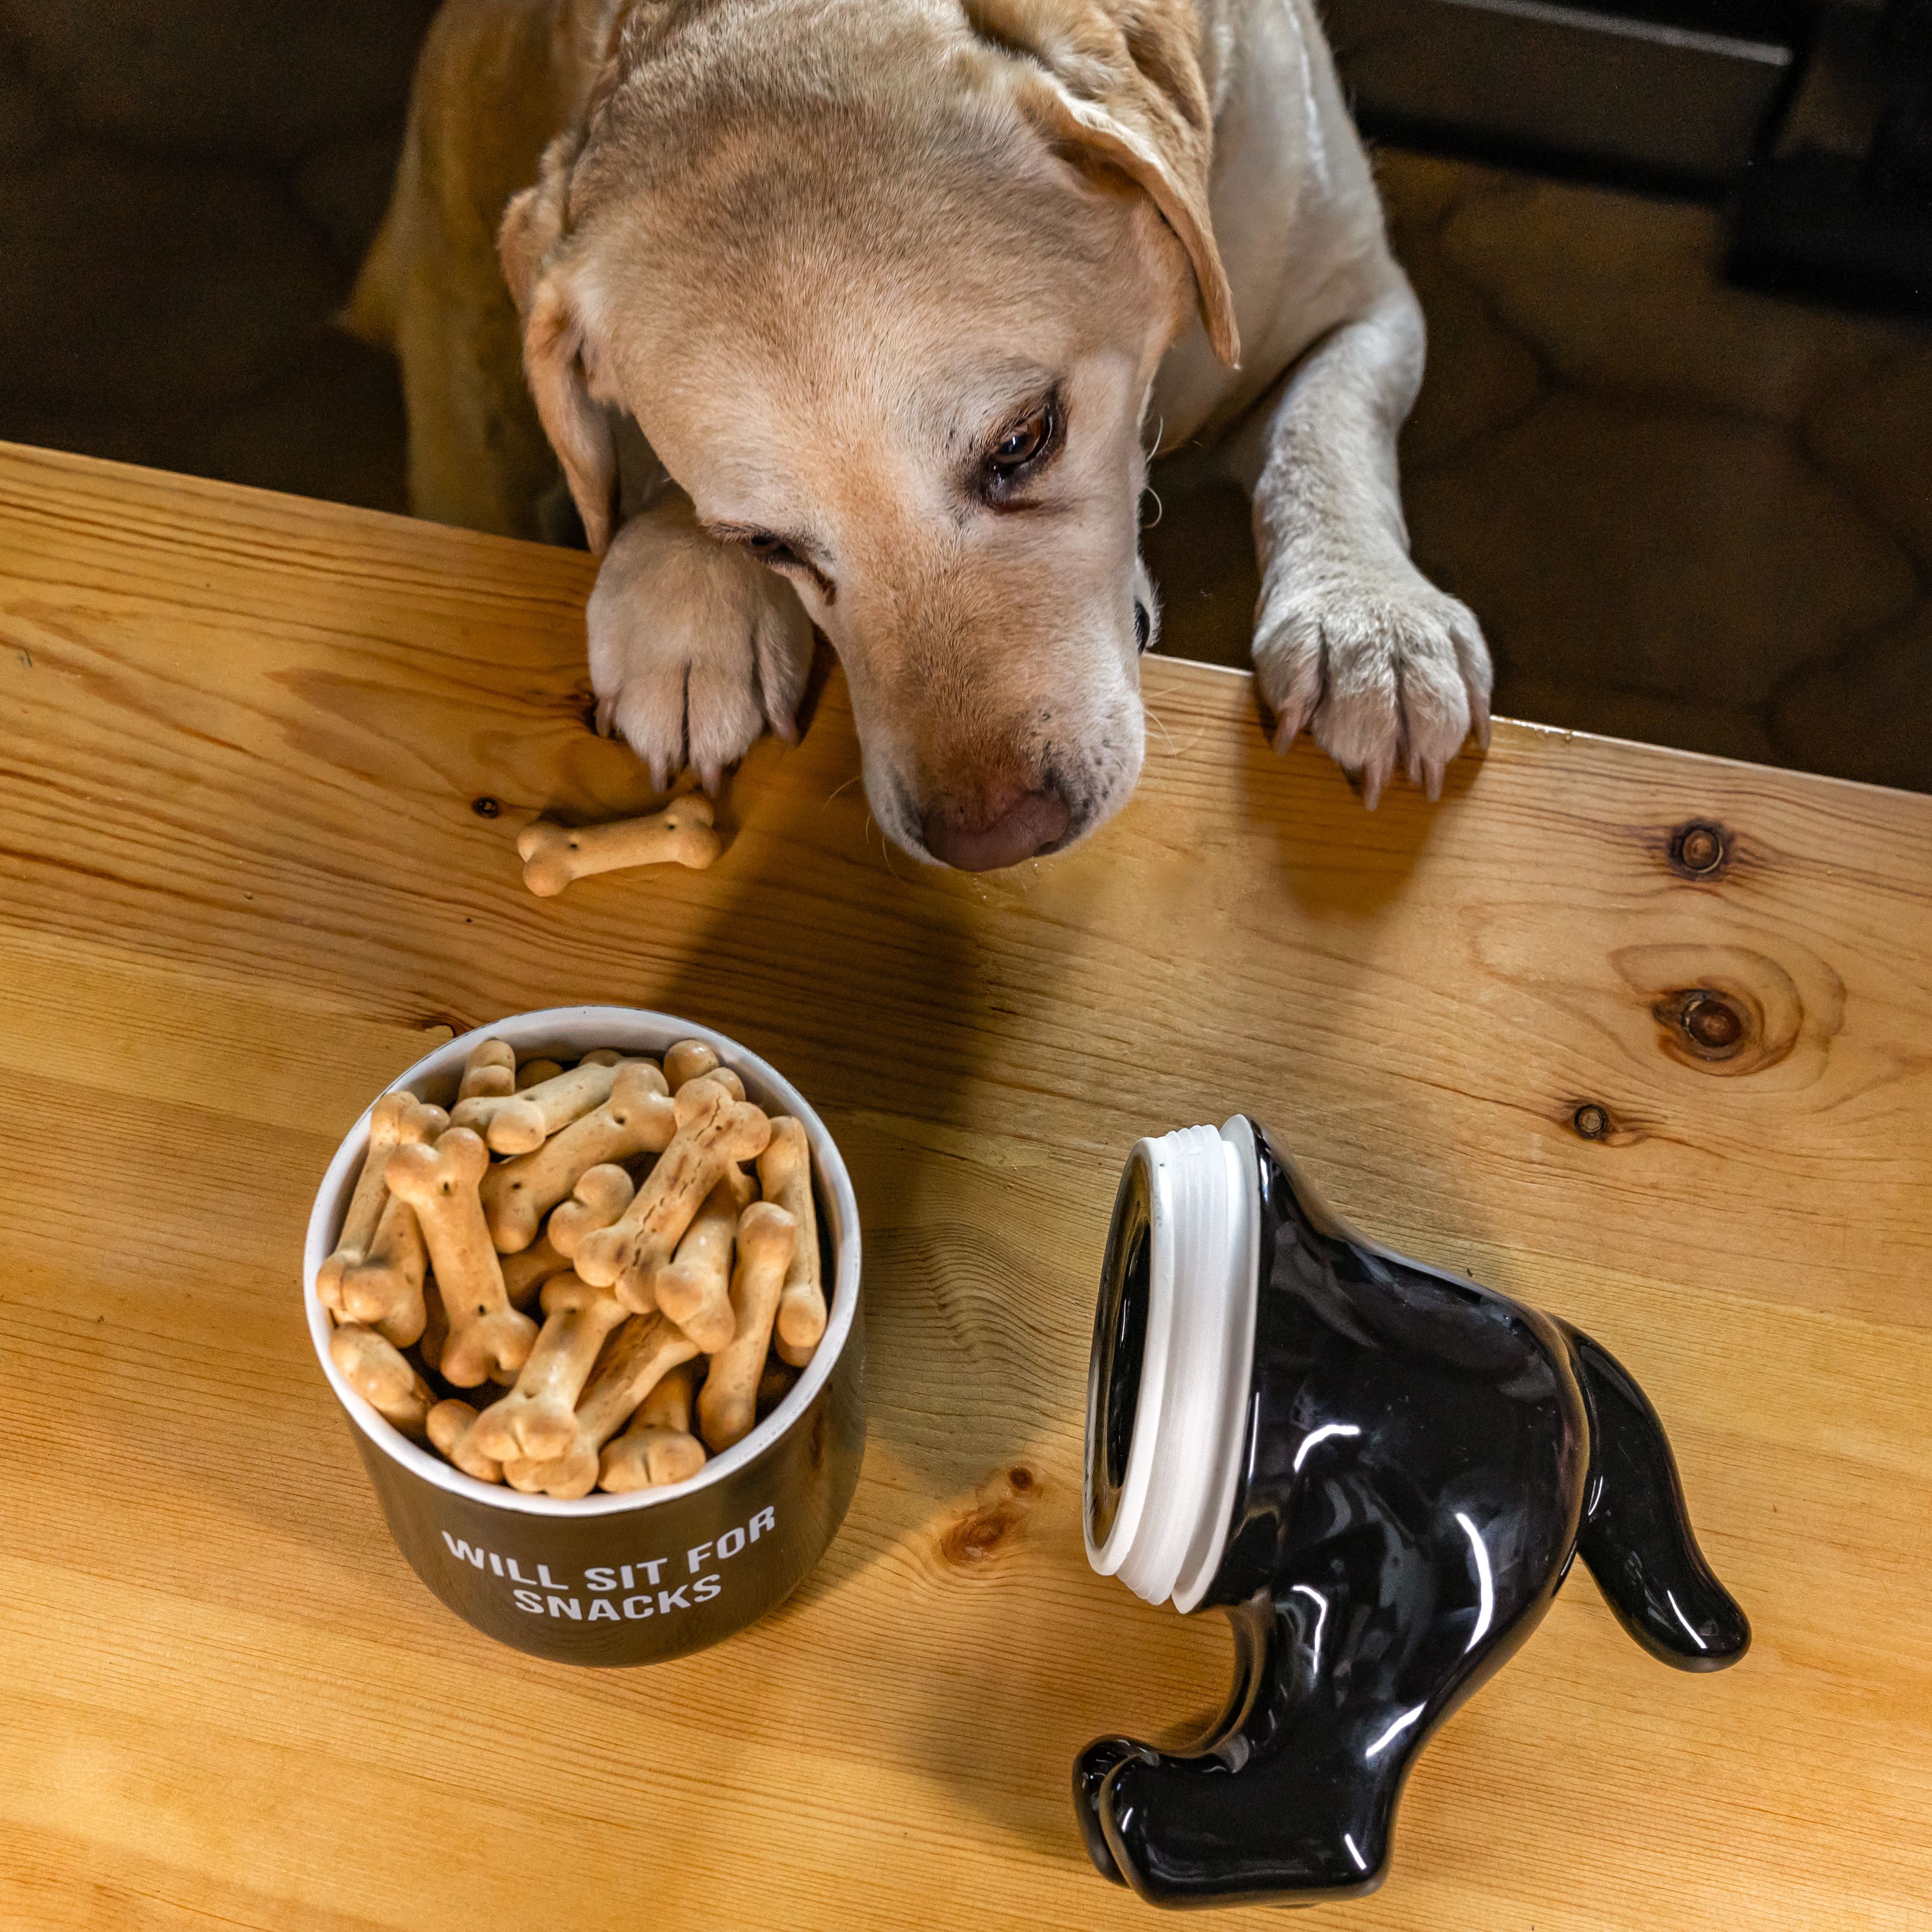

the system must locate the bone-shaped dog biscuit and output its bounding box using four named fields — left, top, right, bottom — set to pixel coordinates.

left=423, top=1283, right=520, bottom=1386
left=318, top=1095, right=446, bottom=1317
left=501, top=1313, right=698, bottom=1498
left=515, top=1057, right=563, bottom=1090
left=663, top=1040, right=718, bottom=1090
left=653, top=1167, right=752, bottom=1352
left=698, top=1201, right=797, bottom=1453
left=645, top=1358, right=703, bottom=1433
left=759, top=1115, right=826, bottom=1365
left=599, top=1360, right=707, bottom=1492
left=427, top=1399, right=504, bottom=1483
left=479, top=1062, right=673, bottom=1252
left=334, top=1189, right=430, bottom=1346
left=324, top=1091, right=412, bottom=1277
left=499, top=1226, right=573, bottom=1309
left=330, top=1324, right=434, bottom=1441
left=386, top=1128, right=537, bottom=1386
left=458, top=1038, right=515, bottom=1101
left=663, top=1039, right=745, bottom=1103
left=517, top=796, right=722, bottom=898
left=547, top=1162, right=636, bottom=1259
left=472, top=1271, right=632, bottom=1463
left=575, top=1075, right=772, bottom=1311
left=452, top=1057, right=628, bottom=1155
left=501, top=1456, right=569, bottom=1496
